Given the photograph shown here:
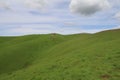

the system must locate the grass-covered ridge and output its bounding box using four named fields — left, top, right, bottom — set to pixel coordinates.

left=0, top=29, right=120, bottom=80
